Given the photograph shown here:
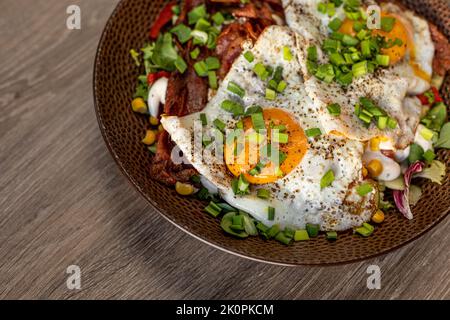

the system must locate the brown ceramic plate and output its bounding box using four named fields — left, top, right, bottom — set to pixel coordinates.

left=94, top=0, right=450, bottom=265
